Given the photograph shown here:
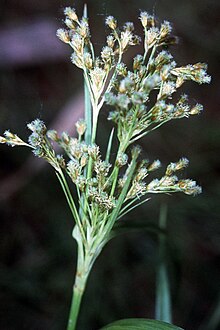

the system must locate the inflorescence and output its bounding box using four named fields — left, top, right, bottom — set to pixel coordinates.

left=1, top=6, right=210, bottom=245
